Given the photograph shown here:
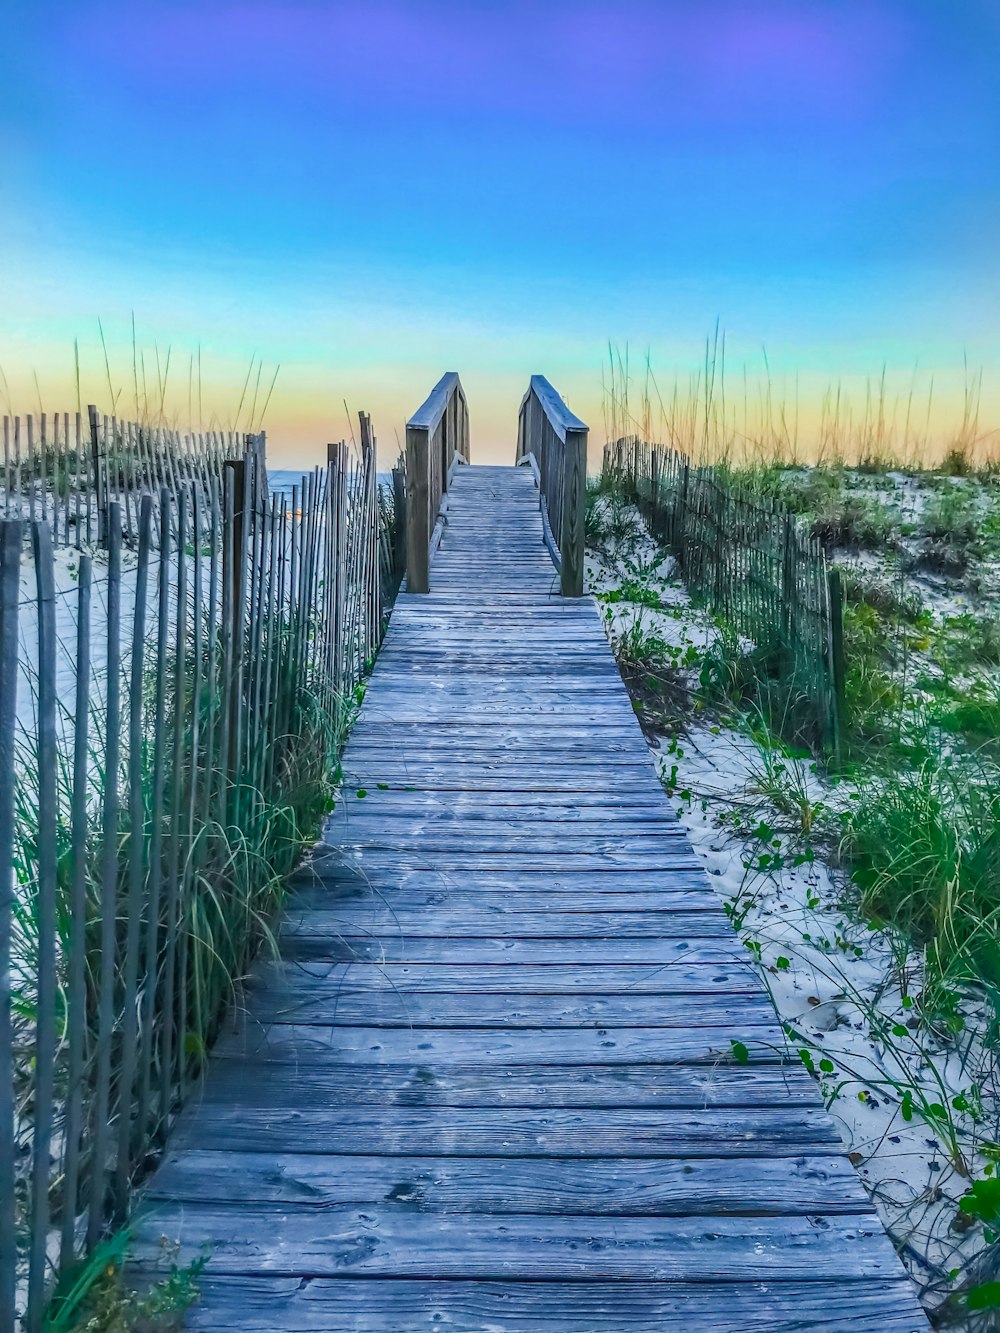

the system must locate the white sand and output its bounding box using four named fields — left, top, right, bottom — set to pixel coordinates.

left=587, top=496, right=996, bottom=1317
